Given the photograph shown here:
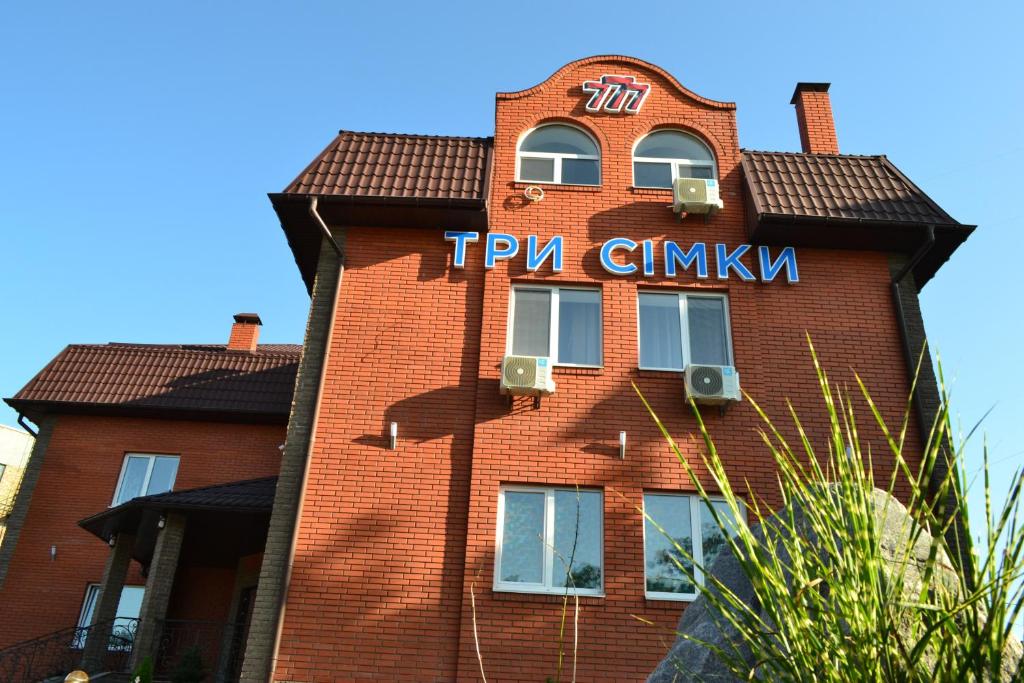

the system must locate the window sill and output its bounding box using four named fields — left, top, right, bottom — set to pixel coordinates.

left=512, top=181, right=602, bottom=193
left=554, top=366, right=603, bottom=376
left=645, top=593, right=698, bottom=603
left=636, top=368, right=685, bottom=376
left=630, top=187, right=673, bottom=196
left=494, top=585, right=605, bottom=599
